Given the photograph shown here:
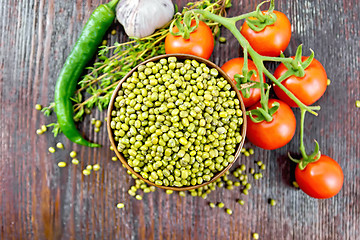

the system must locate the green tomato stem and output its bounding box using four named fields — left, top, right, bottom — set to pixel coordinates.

left=261, top=56, right=294, bottom=63
left=242, top=47, right=248, bottom=75
left=229, top=12, right=257, bottom=23
left=273, top=70, right=292, bottom=83
left=292, top=107, right=321, bottom=169
left=299, top=108, right=308, bottom=159
left=258, top=69, right=268, bottom=112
